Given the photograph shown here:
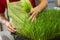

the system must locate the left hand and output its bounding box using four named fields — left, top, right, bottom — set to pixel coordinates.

left=0, top=16, right=16, bottom=33
left=29, top=6, right=40, bottom=22
left=7, top=22, right=16, bottom=33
